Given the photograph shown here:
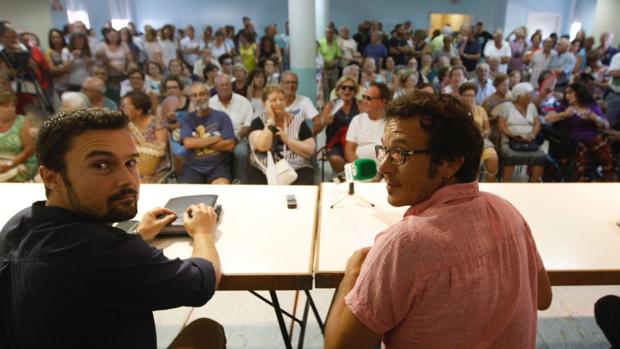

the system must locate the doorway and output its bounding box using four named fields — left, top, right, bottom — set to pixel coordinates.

left=429, top=13, right=473, bottom=34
